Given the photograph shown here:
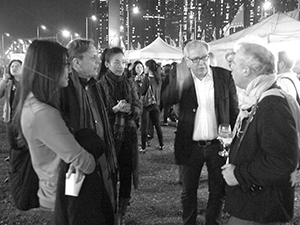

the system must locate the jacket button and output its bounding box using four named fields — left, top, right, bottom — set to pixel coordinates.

left=193, top=109, right=196, bottom=112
